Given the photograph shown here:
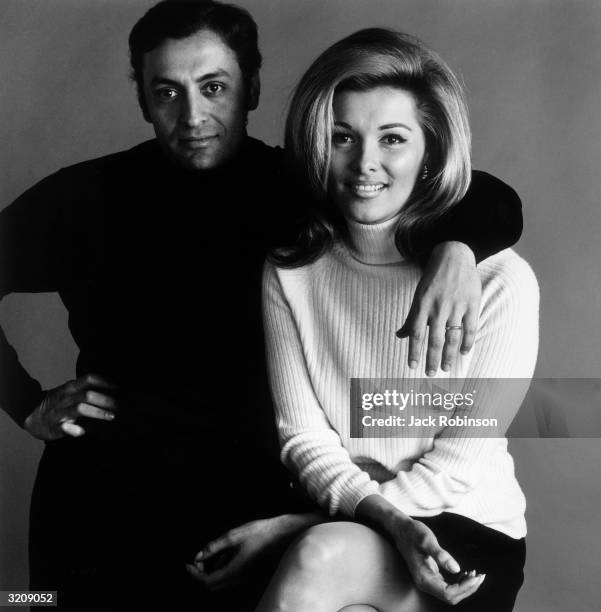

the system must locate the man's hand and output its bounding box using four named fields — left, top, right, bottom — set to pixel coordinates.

left=397, top=241, right=481, bottom=376
left=23, top=374, right=117, bottom=440
left=186, top=513, right=324, bottom=592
